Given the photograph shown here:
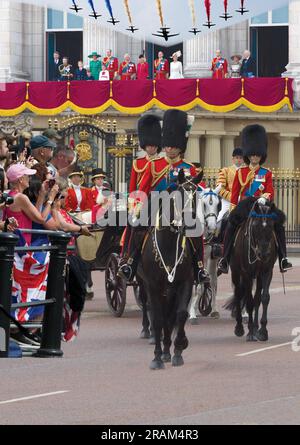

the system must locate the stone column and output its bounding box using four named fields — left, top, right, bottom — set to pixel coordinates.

left=183, top=21, right=248, bottom=79
left=1, top=1, right=51, bottom=82
left=222, top=133, right=239, bottom=166
left=282, top=0, right=300, bottom=107
left=278, top=134, right=298, bottom=170
left=185, top=135, right=201, bottom=163
left=204, top=133, right=223, bottom=169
